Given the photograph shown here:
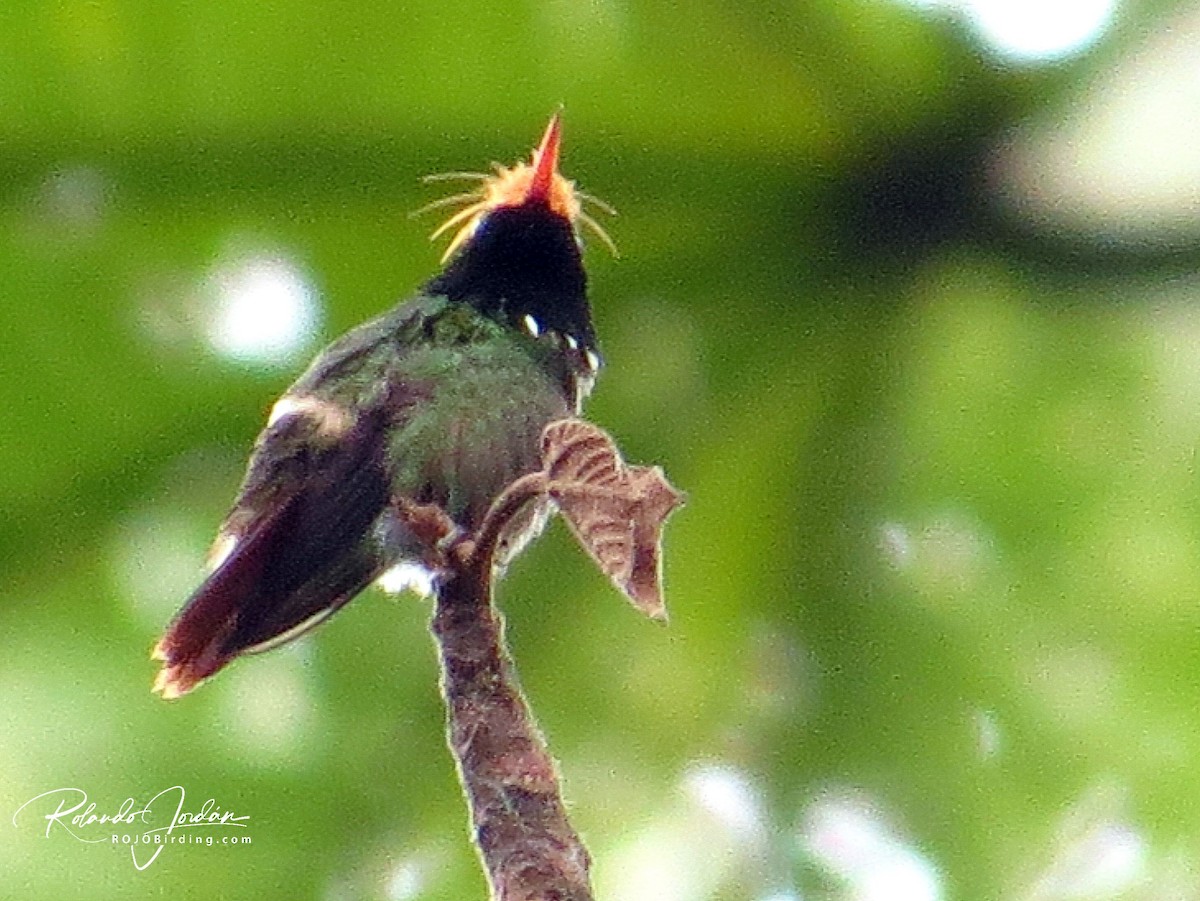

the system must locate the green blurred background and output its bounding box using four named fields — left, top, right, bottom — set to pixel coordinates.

left=5, top=1, right=1200, bottom=898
